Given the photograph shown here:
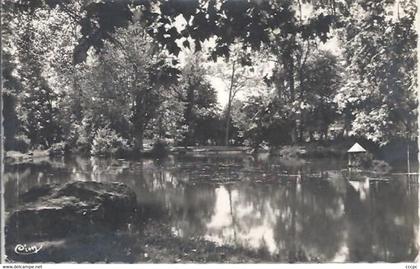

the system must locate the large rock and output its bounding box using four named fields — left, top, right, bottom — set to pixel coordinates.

left=6, top=181, right=137, bottom=243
